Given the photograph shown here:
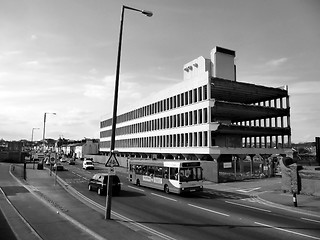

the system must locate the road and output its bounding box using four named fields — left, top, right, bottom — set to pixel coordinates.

left=56, top=160, right=320, bottom=240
